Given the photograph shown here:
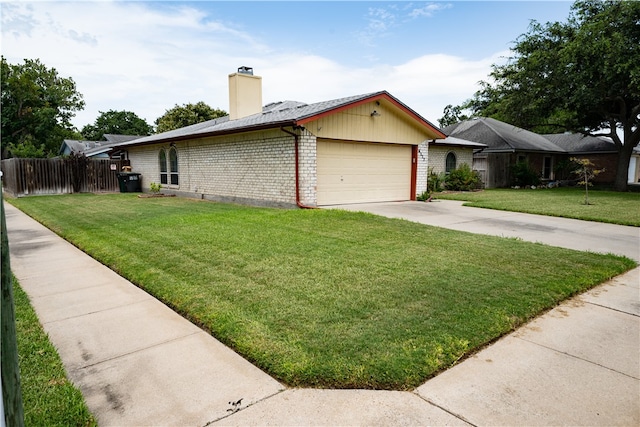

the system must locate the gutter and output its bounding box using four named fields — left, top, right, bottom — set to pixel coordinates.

left=280, top=126, right=317, bottom=209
